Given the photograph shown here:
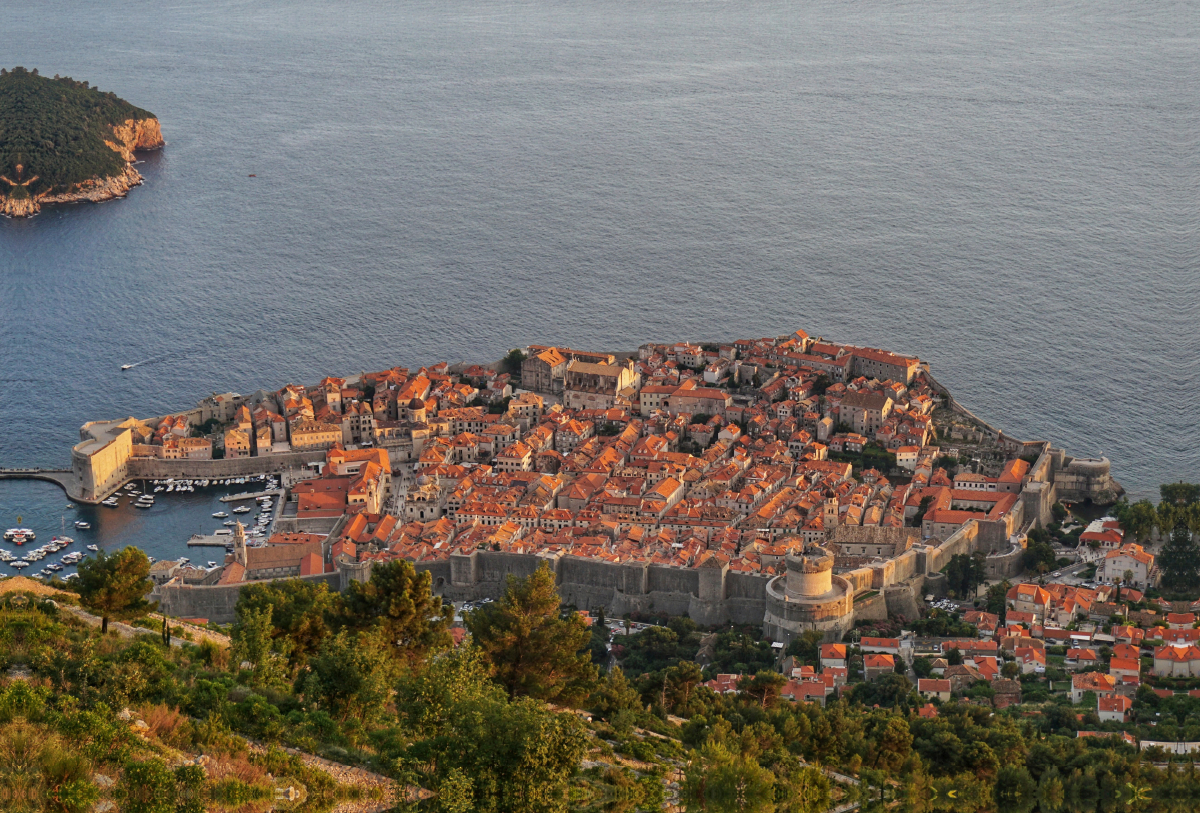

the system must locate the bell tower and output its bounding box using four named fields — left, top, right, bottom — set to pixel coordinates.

left=232, top=521, right=247, bottom=567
